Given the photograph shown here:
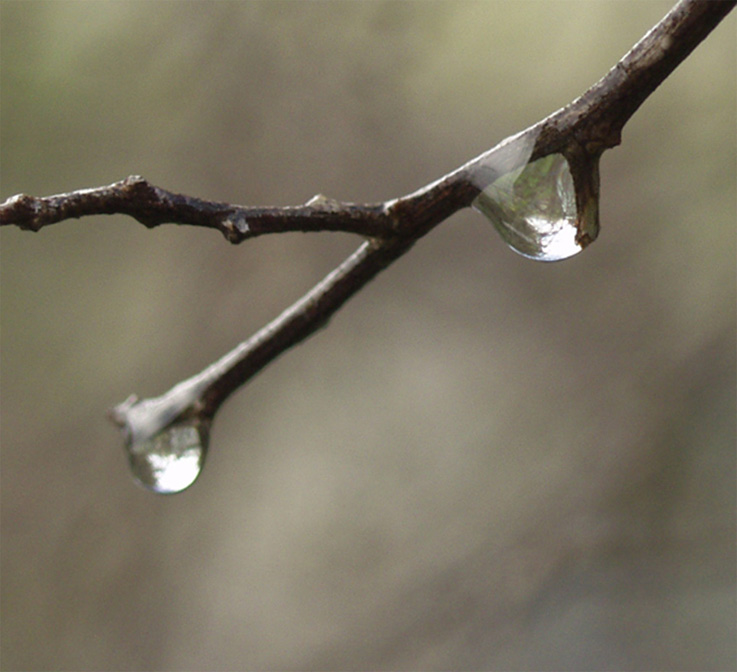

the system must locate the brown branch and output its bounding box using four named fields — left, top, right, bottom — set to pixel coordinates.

left=0, top=176, right=394, bottom=242
left=5, top=2, right=731, bottom=242
left=2, top=0, right=733, bottom=460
